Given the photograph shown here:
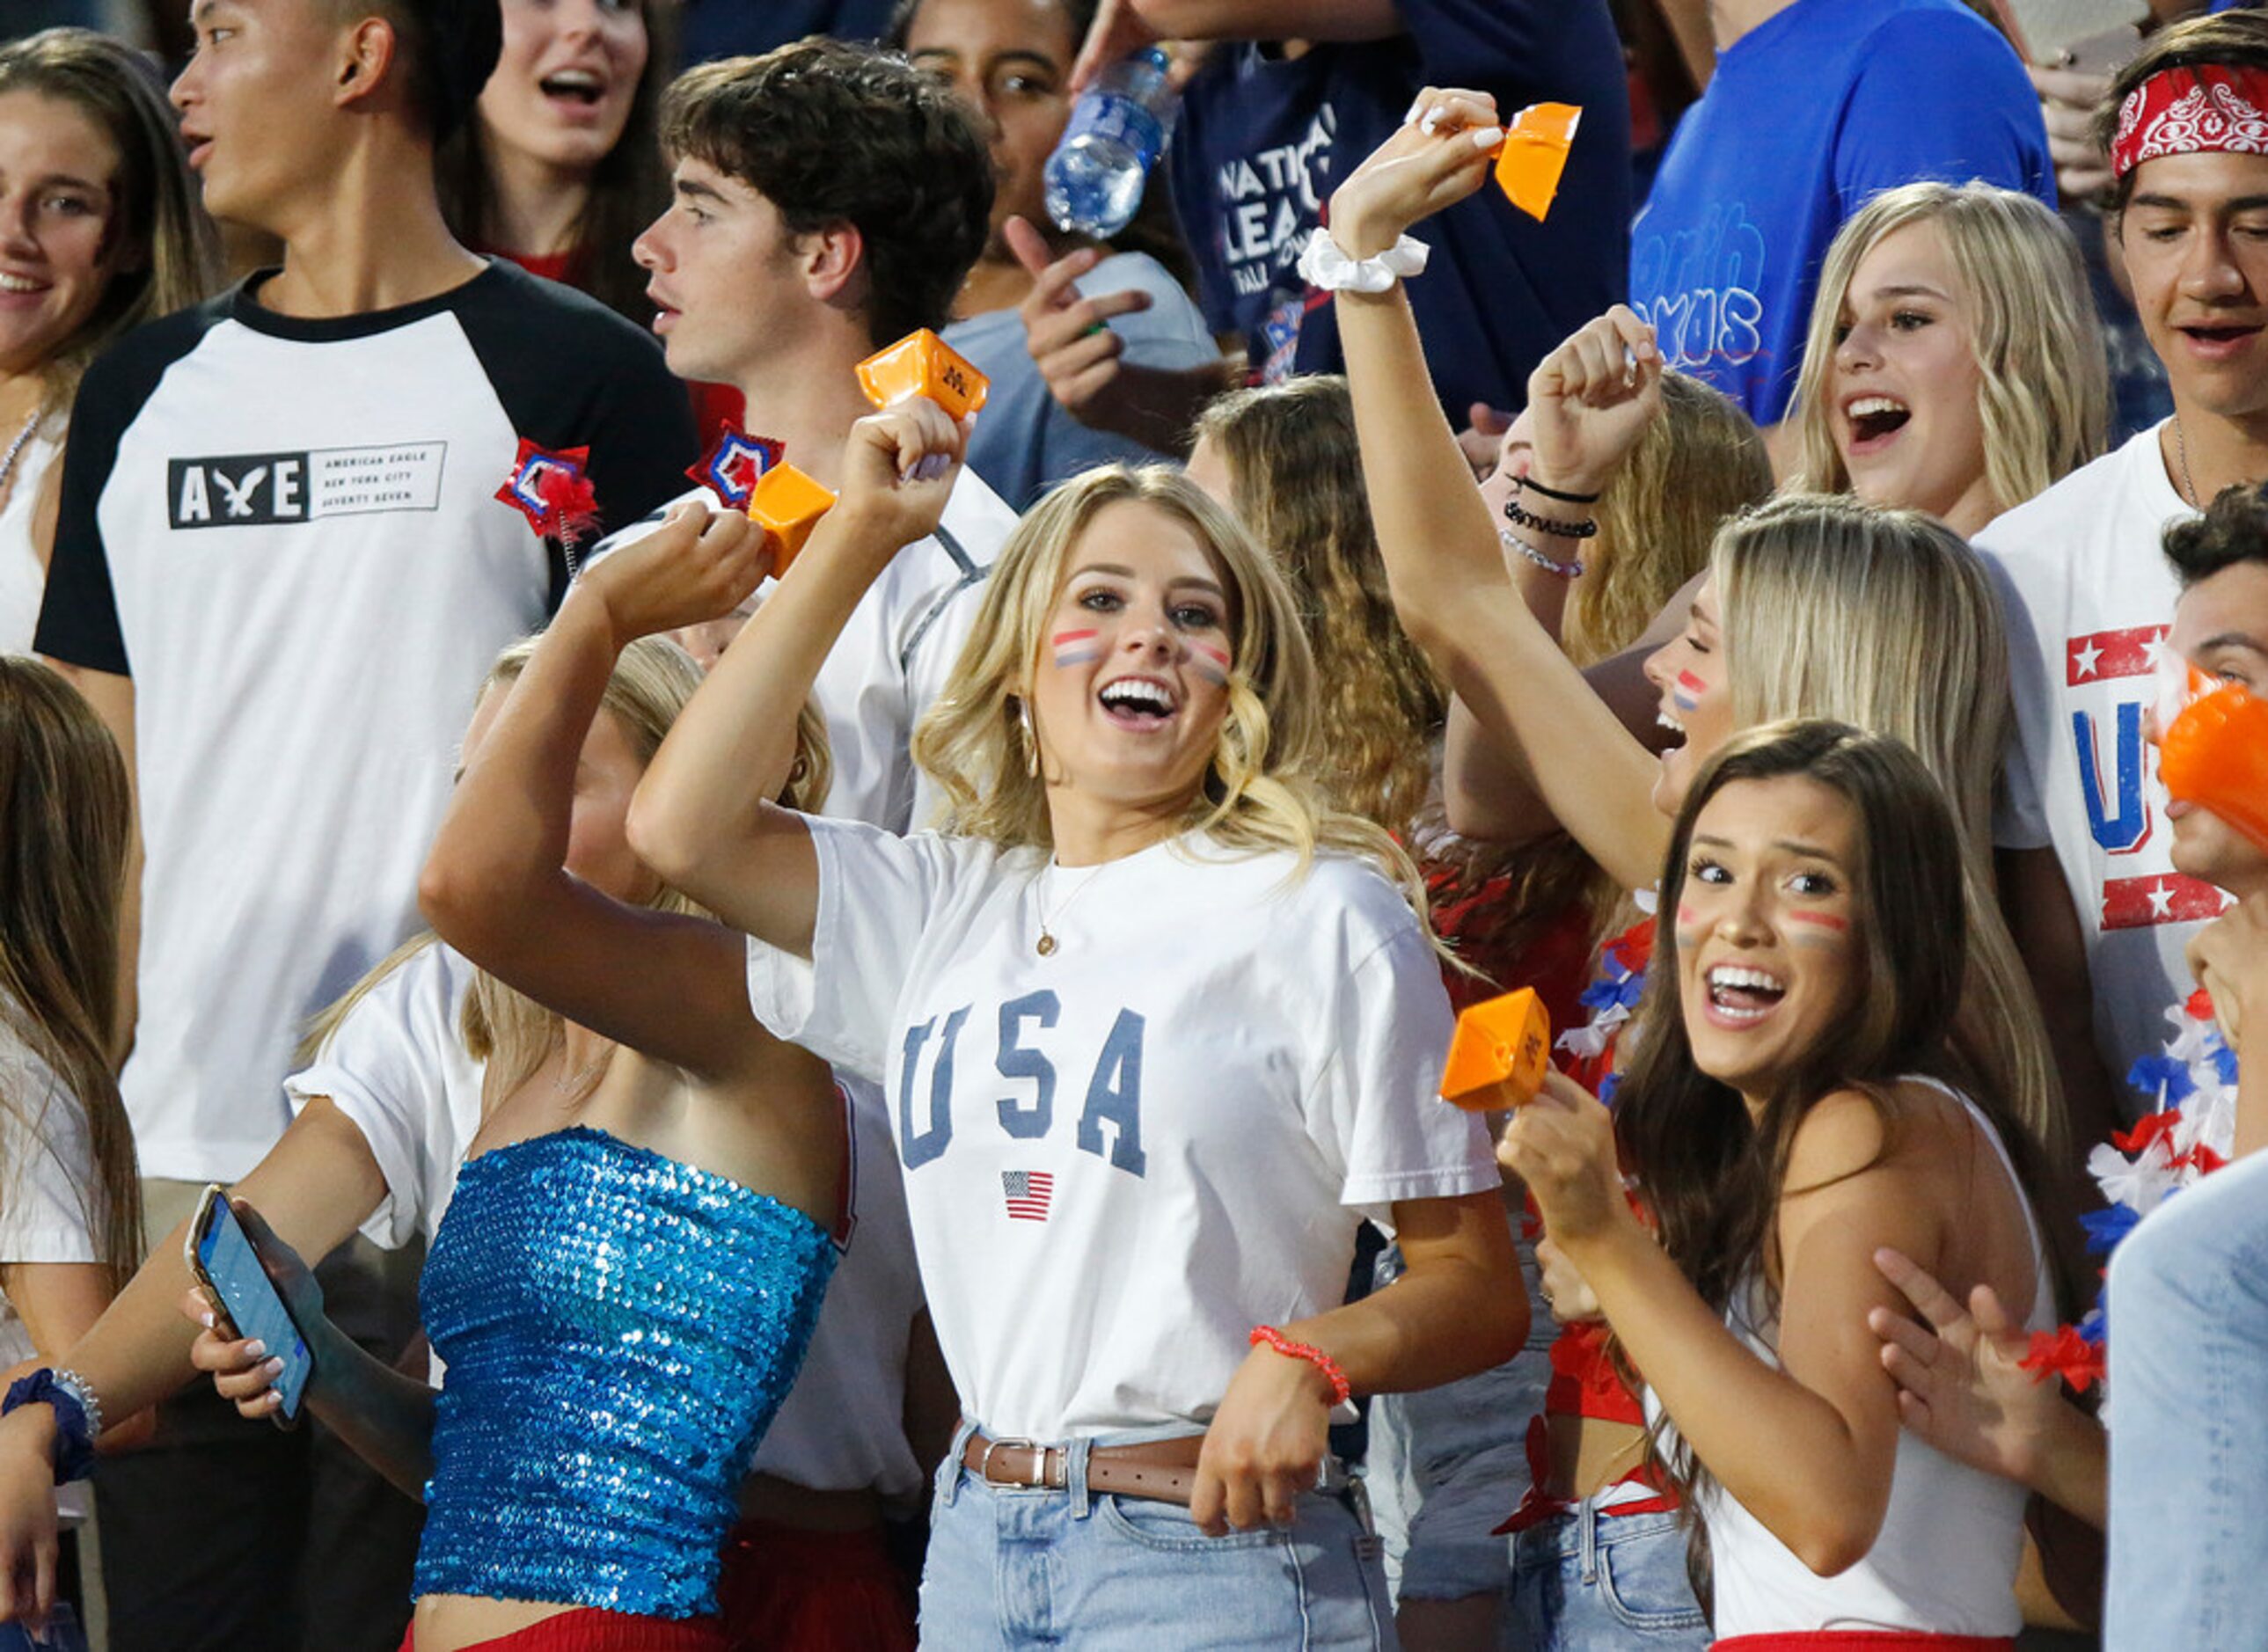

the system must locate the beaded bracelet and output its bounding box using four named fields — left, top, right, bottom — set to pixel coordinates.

left=1519, top=475, right=1600, bottom=506
left=1500, top=525, right=1584, bottom=580
left=1503, top=495, right=1599, bottom=540
left=1249, top=1325, right=1353, bottom=1406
